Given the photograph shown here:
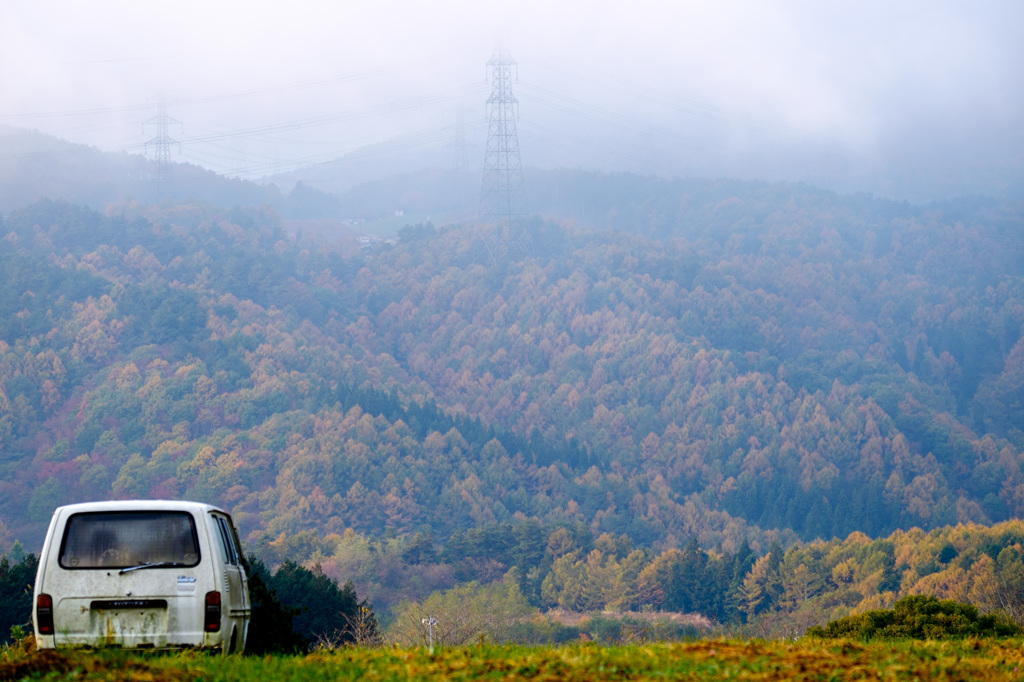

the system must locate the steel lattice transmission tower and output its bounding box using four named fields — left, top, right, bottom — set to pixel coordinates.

left=479, top=47, right=528, bottom=262
left=143, top=100, right=182, bottom=201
